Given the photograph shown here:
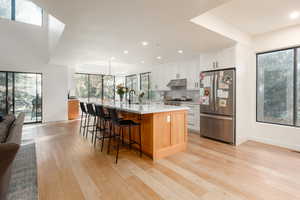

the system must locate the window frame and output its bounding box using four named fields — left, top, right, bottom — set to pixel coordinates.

left=256, top=46, right=299, bottom=127
left=0, top=70, right=43, bottom=124
left=140, top=72, right=151, bottom=100
left=75, top=73, right=117, bottom=102
left=0, top=0, right=43, bottom=26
